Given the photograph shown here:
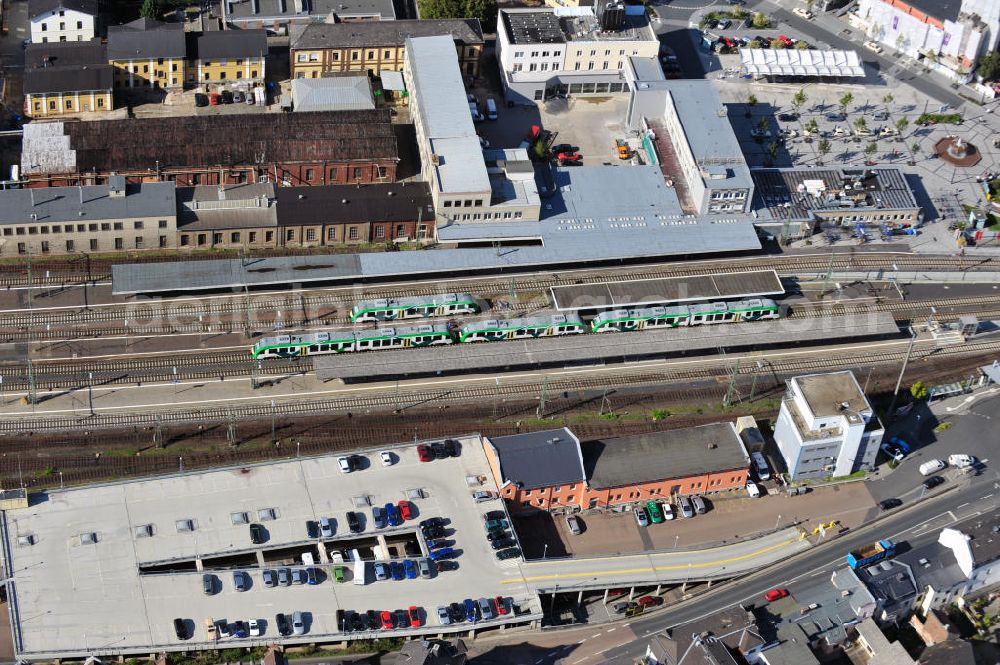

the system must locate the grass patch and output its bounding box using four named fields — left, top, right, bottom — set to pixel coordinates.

left=916, top=112, right=963, bottom=125
left=831, top=469, right=868, bottom=482
left=174, top=646, right=269, bottom=665
left=934, top=422, right=954, bottom=432
left=33, top=466, right=56, bottom=479
left=651, top=408, right=670, bottom=421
